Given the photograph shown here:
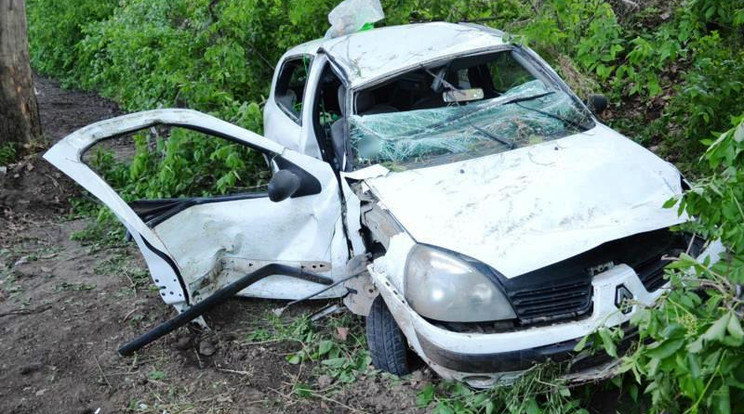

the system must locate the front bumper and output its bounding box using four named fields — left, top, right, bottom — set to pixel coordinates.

left=369, top=240, right=724, bottom=387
